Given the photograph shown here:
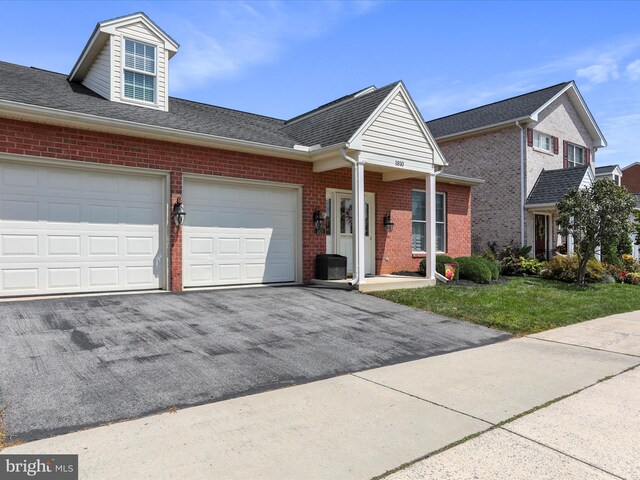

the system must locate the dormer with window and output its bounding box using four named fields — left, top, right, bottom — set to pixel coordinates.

left=68, top=13, right=179, bottom=111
